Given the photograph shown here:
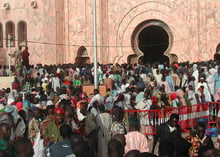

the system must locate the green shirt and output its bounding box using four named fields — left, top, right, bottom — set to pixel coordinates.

left=75, top=80, right=81, bottom=86
left=45, top=121, right=63, bottom=143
